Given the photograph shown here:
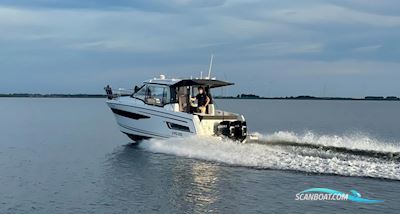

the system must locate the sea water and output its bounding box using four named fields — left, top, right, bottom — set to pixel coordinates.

left=0, top=98, right=399, bottom=213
